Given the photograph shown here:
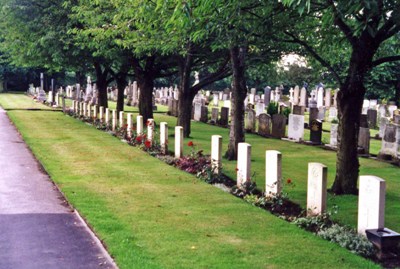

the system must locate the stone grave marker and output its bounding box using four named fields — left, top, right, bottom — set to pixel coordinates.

left=299, top=87, right=307, bottom=107
left=307, top=162, right=327, bottom=216
left=329, top=123, right=338, bottom=147
left=265, top=150, right=282, bottom=197
left=324, top=88, right=331, bottom=107
left=358, top=127, right=370, bottom=155
left=258, top=114, right=271, bottom=137
left=357, top=176, right=386, bottom=235
left=194, top=103, right=202, bottom=121
left=264, top=86, right=271, bottom=107
left=175, top=126, right=183, bottom=158
left=379, top=117, right=390, bottom=138
left=245, top=109, right=256, bottom=132
left=211, top=107, right=219, bottom=123
left=367, top=109, right=377, bottom=128
left=394, top=115, right=400, bottom=154
left=317, top=107, right=326, bottom=121
left=293, top=86, right=299, bottom=105
left=256, top=102, right=264, bottom=117
left=119, top=111, right=124, bottom=128
left=172, top=99, right=179, bottom=117
left=211, top=135, right=222, bottom=174
left=136, top=115, right=143, bottom=135
left=292, top=105, right=304, bottom=115
left=147, top=119, right=154, bottom=142
left=219, top=107, right=229, bottom=126
left=237, top=143, right=251, bottom=187
left=309, top=107, right=319, bottom=125
left=271, top=114, right=286, bottom=139
left=379, top=124, right=398, bottom=158
left=160, top=122, right=168, bottom=154
left=288, top=114, right=304, bottom=141
left=309, top=119, right=322, bottom=144
left=360, top=114, right=368, bottom=128
left=127, top=113, right=133, bottom=138
left=112, top=110, right=117, bottom=131
left=105, top=108, right=110, bottom=126
left=329, top=107, right=338, bottom=120
left=200, top=106, right=208, bottom=123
